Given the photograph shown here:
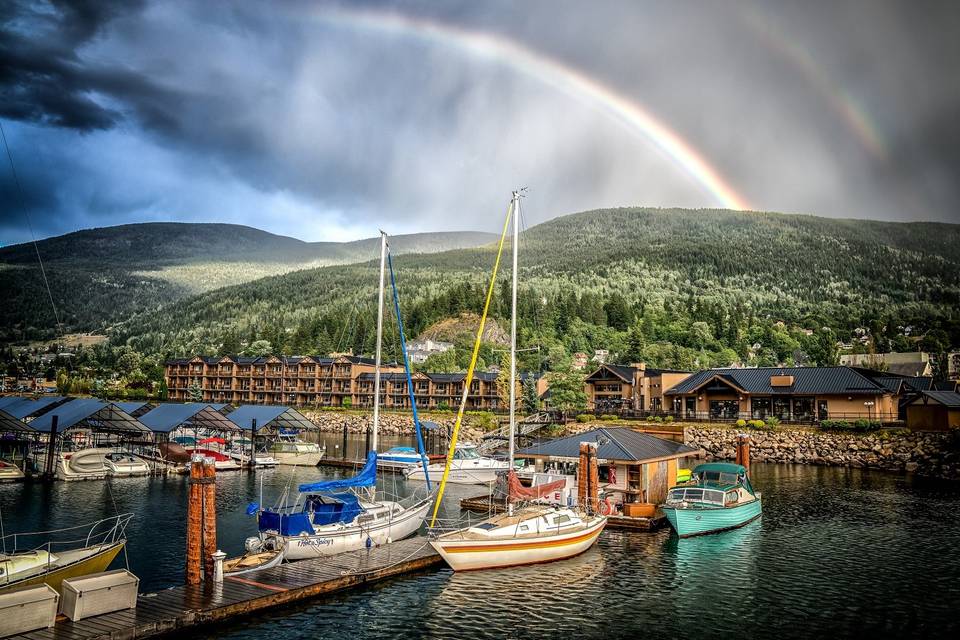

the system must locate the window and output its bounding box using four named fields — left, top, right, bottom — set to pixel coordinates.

left=725, top=491, right=739, bottom=505
left=751, top=397, right=771, bottom=419
left=553, top=514, right=572, bottom=525
left=703, top=490, right=725, bottom=504
left=793, top=397, right=814, bottom=421
left=683, top=488, right=704, bottom=501
left=709, top=400, right=739, bottom=419
left=773, top=397, right=791, bottom=420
